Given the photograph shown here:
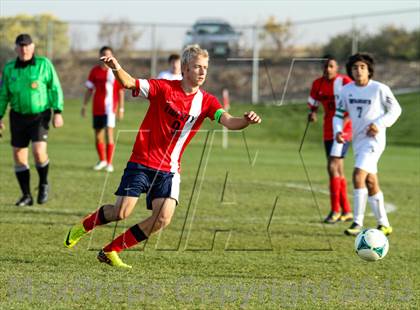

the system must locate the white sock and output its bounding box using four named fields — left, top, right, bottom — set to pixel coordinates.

left=368, top=191, right=390, bottom=227
left=353, top=188, right=368, bottom=226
